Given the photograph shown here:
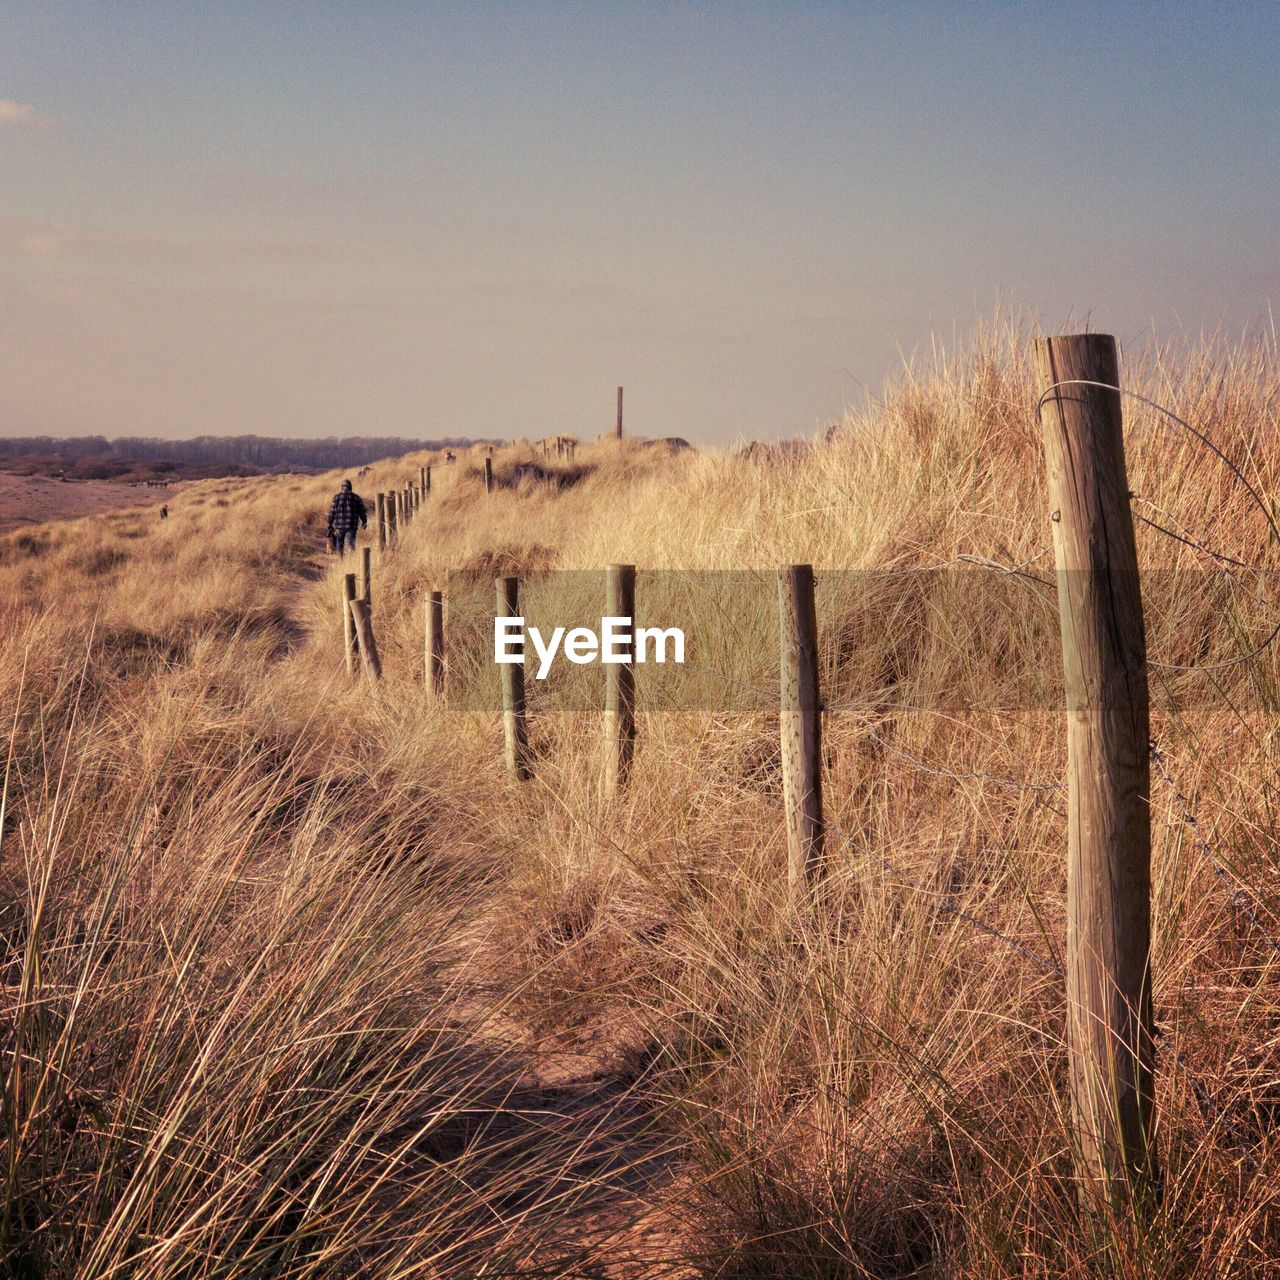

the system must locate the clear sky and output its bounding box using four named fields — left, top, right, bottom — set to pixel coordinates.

left=2, top=2, right=1277, bottom=445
